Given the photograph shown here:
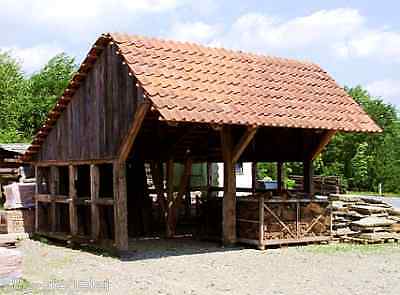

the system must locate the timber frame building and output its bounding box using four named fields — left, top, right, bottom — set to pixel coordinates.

left=22, top=33, right=381, bottom=252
